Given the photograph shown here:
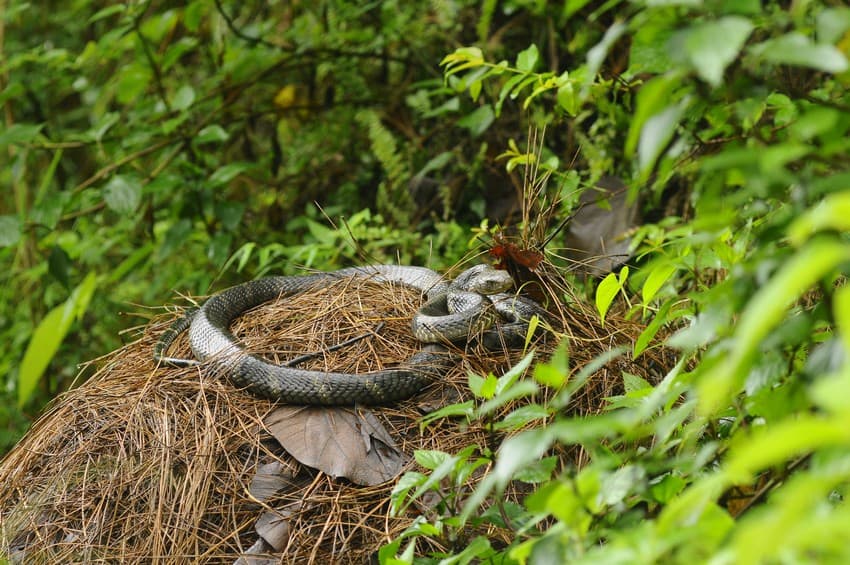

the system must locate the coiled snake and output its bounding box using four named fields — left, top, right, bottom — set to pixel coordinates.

left=153, top=264, right=543, bottom=405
